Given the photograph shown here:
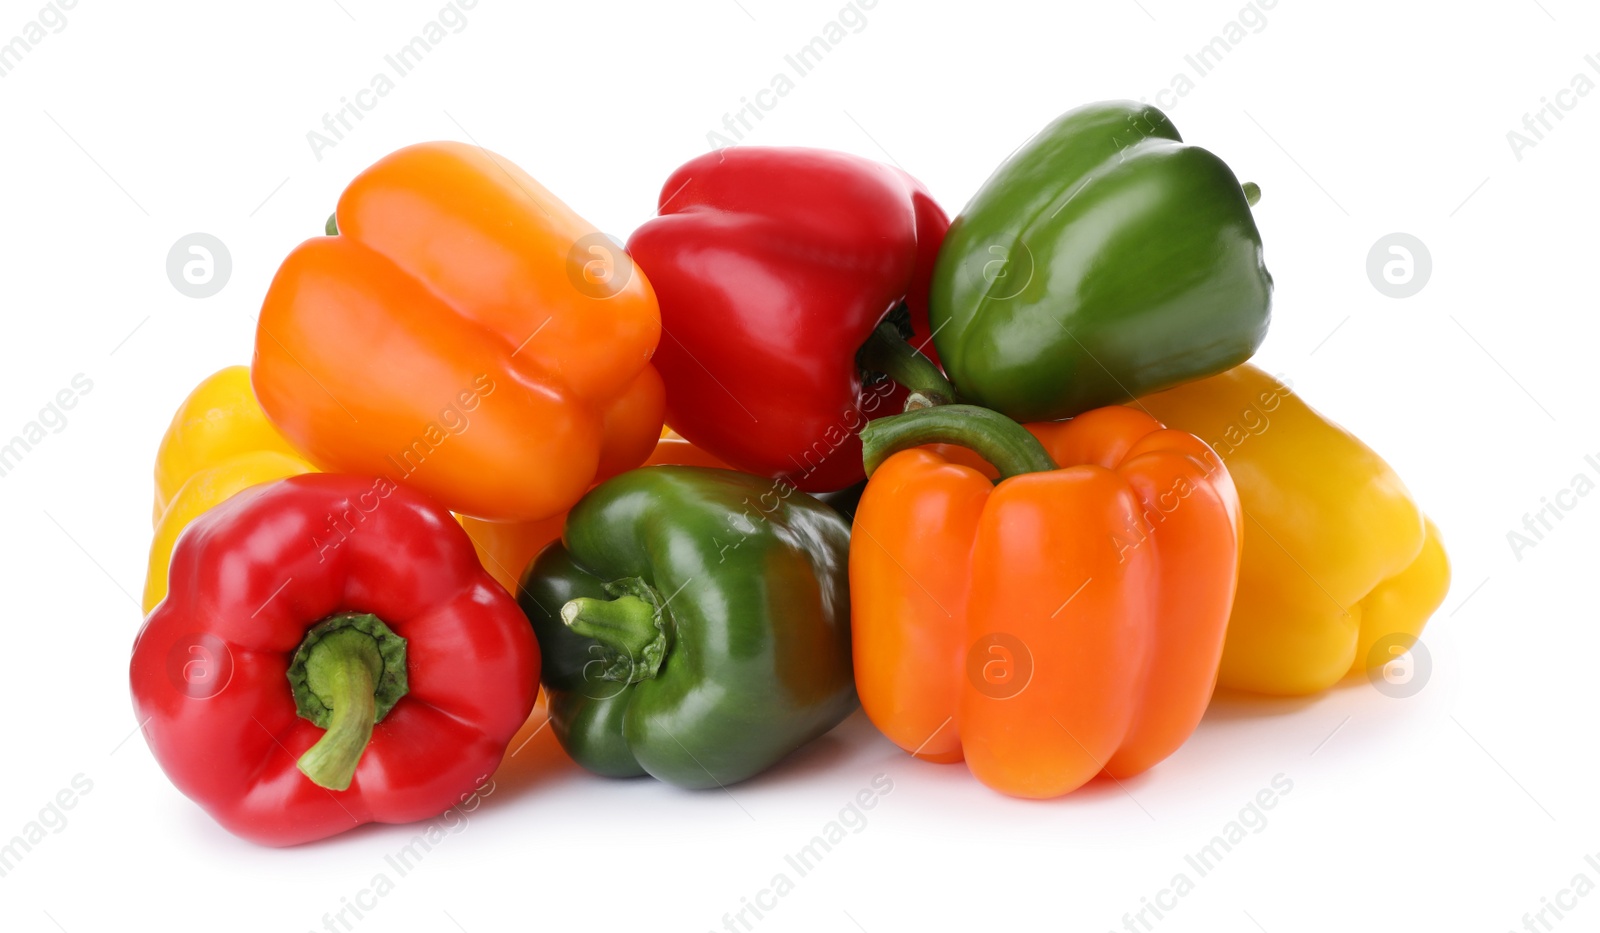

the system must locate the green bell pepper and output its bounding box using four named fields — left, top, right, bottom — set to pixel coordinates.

left=929, top=100, right=1273, bottom=422
left=517, top=466, right=856, bottom=788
